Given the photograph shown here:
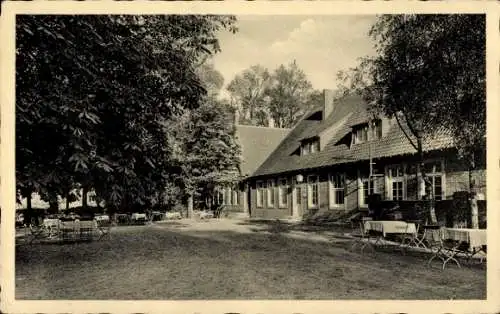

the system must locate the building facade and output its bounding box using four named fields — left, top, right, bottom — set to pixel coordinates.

left=246, top=90, right=486, bottom=220
left=216, top=124, right=290, bottom=218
